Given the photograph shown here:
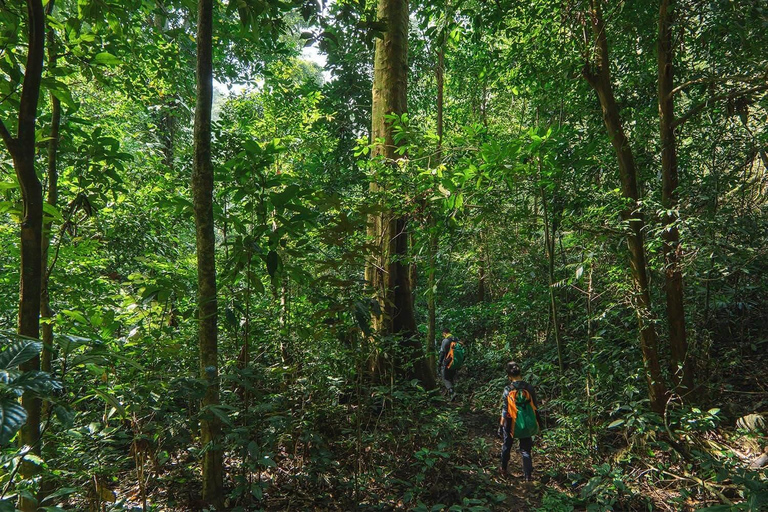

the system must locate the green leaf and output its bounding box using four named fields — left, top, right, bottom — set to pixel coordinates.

left=93, top=389, right=127, bottom=419
left=92, top=52, right=121, bottom=66
left=6, top=370, right=62, bottom=395
left=53, top=405, right=74, bottom=428
left=61, top=309, right=88, bottom=325
left=41, top=78, right=77, bottom=110
left=270, top=185, right=300, bottom=208
left=202, top=404, right=233, bottom=427
left=607, top=419, right=624, bottom=429
left=0, top=399, right=27, bottom=445
left=40, top=487, right=79, bottom=504
left=42, top=202, right=64, bottom=222
left=0, top=340, right=42, bottom=369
